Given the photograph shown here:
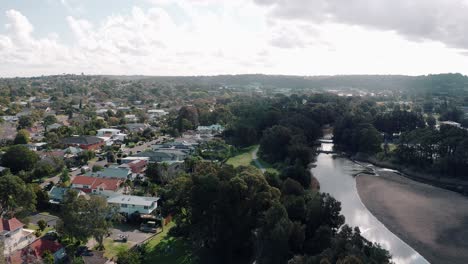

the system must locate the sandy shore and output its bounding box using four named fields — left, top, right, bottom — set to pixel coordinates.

left=356, top=171, right=468, bottom=264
